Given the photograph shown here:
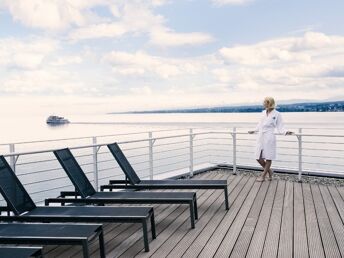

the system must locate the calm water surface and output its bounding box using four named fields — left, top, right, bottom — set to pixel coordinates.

left=1, top=112, right=344, bottom=144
